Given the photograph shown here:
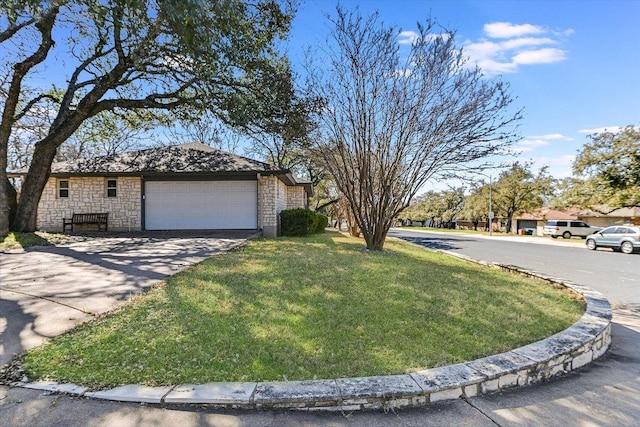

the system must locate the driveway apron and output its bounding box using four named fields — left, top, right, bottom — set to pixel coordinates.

left=0, top=232, right=254, bottom=367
